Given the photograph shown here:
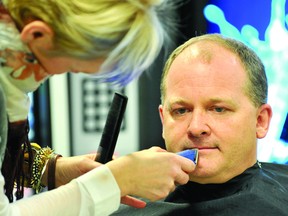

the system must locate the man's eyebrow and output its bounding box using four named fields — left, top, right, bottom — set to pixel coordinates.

left=209, top=98, right=227, bottom=103
left=165, top=98, right=190, bottom=110
left=166, top=97, right=239, bottom=107
left=209, top=98, right=238, bottom=106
